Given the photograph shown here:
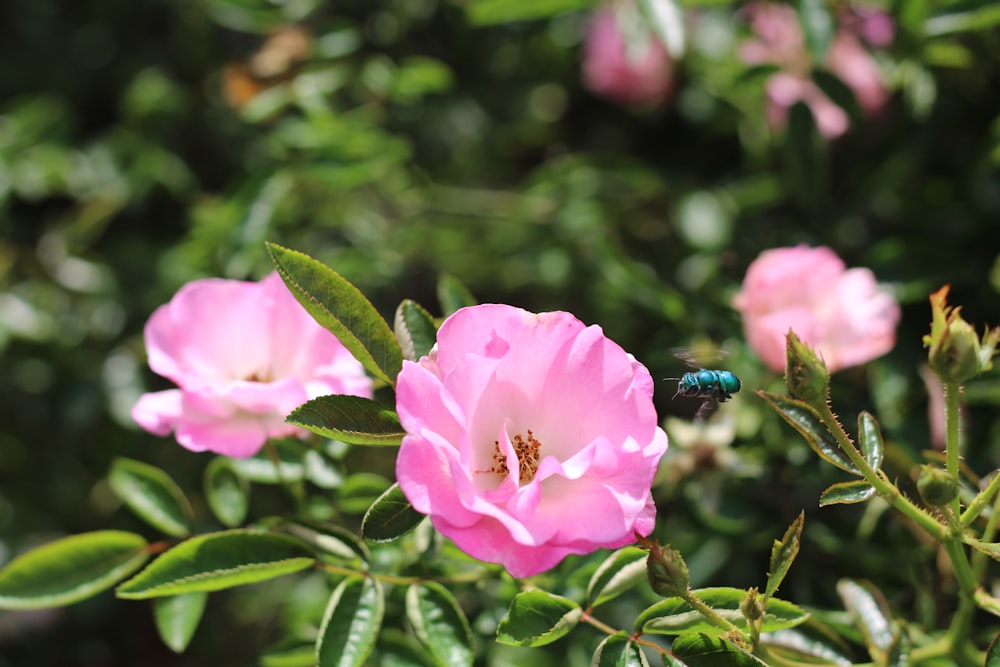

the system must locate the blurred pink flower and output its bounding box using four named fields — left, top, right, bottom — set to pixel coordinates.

left=739, top=2, right=892, bottom=138
left=582, top=2, right=673, bottom=107
left=395, top=304, right=668, bottom=577
left=732, top=245, right=900, bottom=373
left=132, top=273, right=373, bottom=458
